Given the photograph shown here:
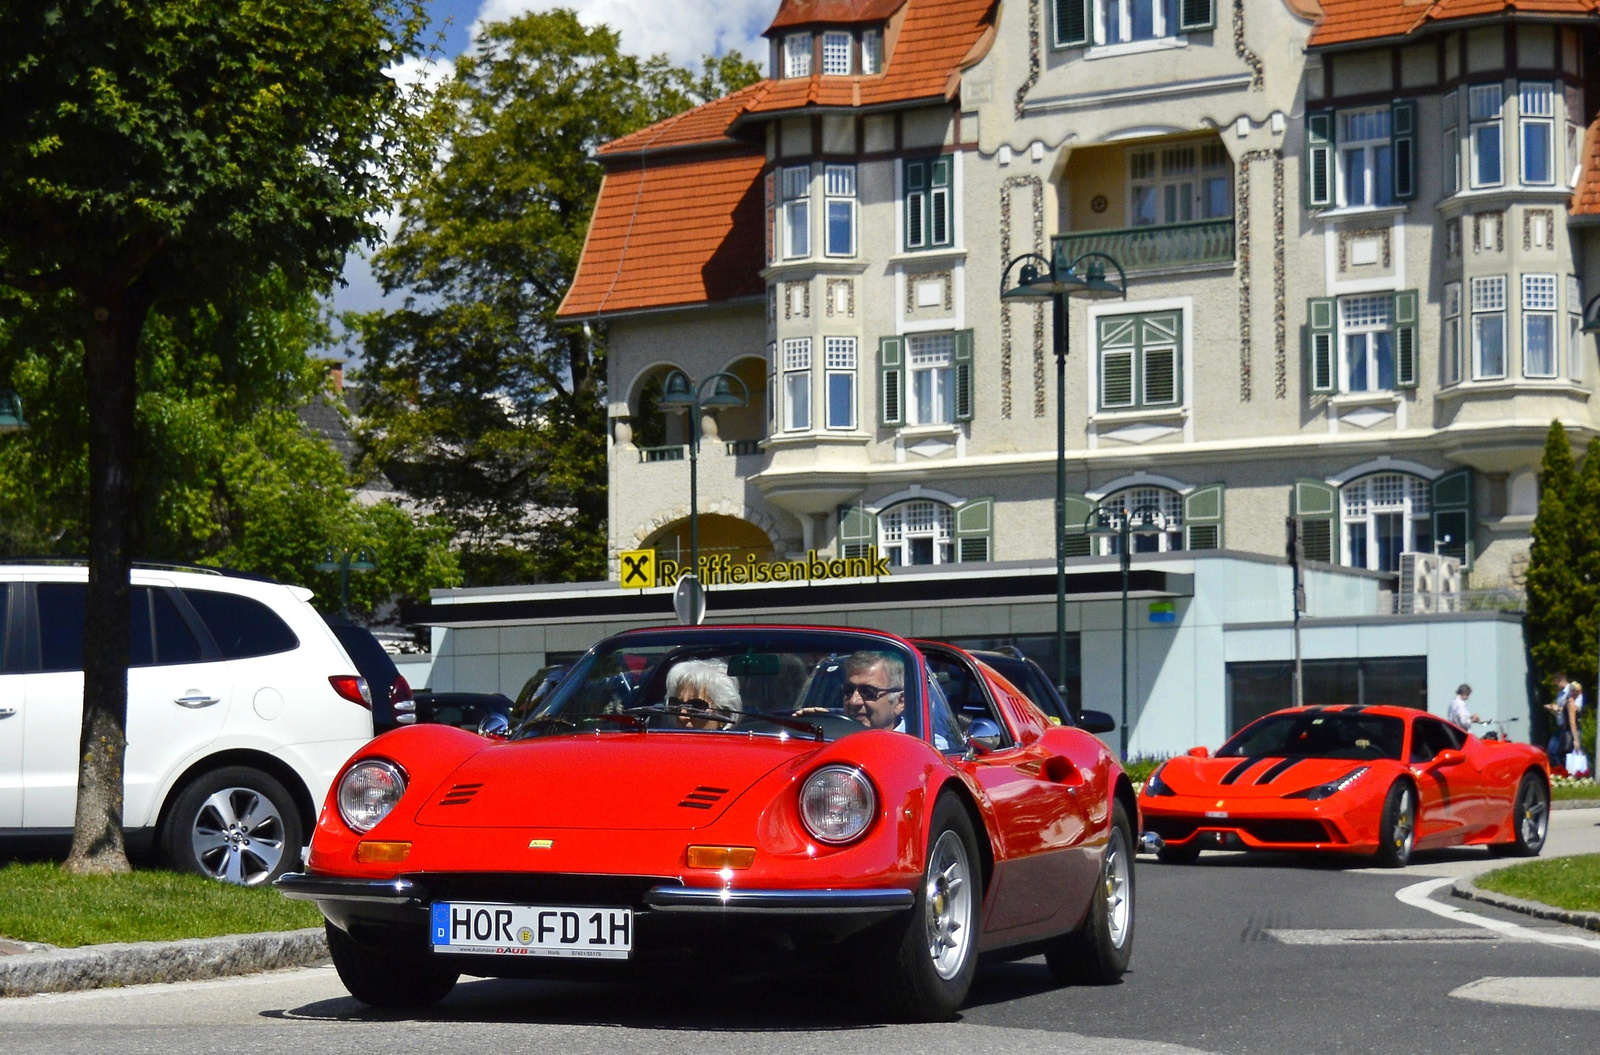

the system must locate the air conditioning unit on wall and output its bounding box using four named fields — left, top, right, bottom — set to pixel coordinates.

left=1398, top=553, right=1462, bottom=614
